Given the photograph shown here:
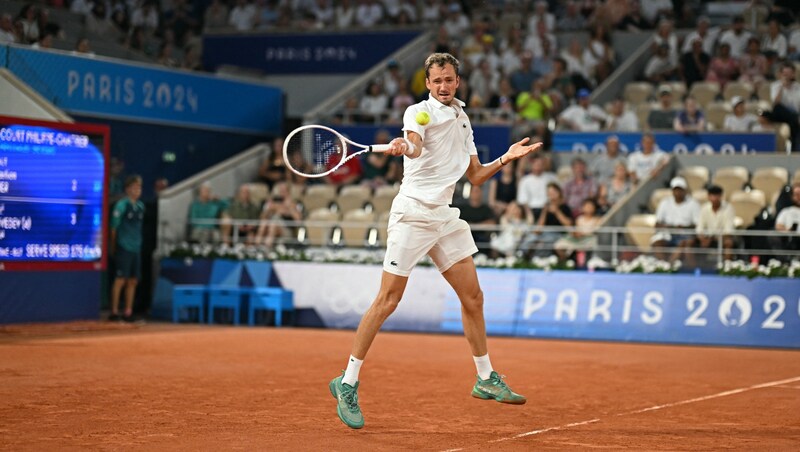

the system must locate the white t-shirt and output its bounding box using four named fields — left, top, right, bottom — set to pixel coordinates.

left=762, top=33, right=787, bottom=58
left=559, top=104, right=607, bottom=131
left=718, top=30, right=752, bottom=58
left=517, top=172, right=558, bottom=209
left=401, top=95, right=478, bottom=205
left=723, top=113, right=758, bottom=132
left=681, top=29, right=719, bottom=55
left=228, top=4, right=255, bottom=31
left=775, top=206, right=800, bottom=231
left=790, top=30, right=800, bottom=54
left=696, top=202, right=735, bottom=235
left=627, top=150, right=667, bottom=181
left=656, top=195, right=700, bottom=227
left=608, top=111, right=639, bottom=132
left=771, top=80, right=800, bottom=113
